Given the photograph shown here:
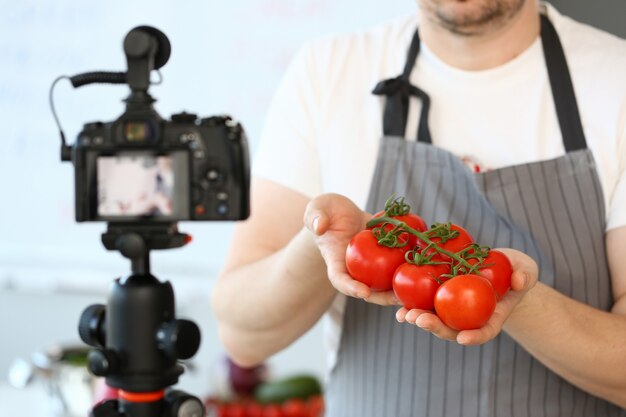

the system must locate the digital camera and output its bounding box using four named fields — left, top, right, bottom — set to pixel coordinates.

left=72, top=111, right=249, bottom=222
left=58, top=26, right=250, bottom=223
